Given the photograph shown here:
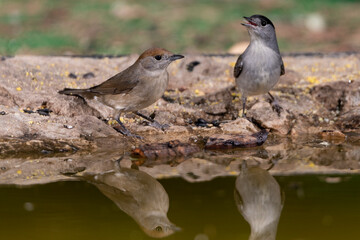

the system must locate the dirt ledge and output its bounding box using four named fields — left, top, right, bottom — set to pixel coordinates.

left=1, top=53, right=360, bottom=151
left=0, top=53, right=359, bottom=184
